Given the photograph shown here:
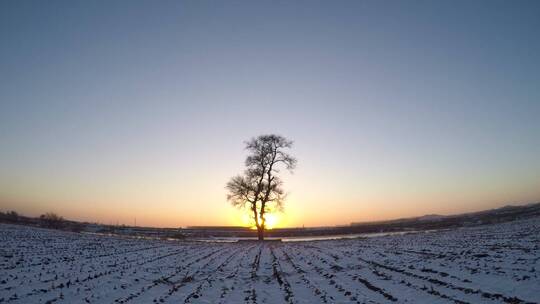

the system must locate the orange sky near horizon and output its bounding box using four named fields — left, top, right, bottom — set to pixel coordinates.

left=1, top=129, right=539, bottom=228
left=2, top=165, right=539, bottom=228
